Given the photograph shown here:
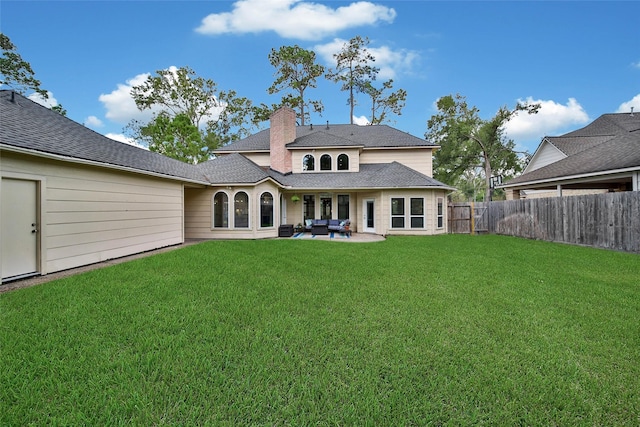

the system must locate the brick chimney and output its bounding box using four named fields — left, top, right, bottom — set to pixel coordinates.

left=270, top=107, right=296, bottom=174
